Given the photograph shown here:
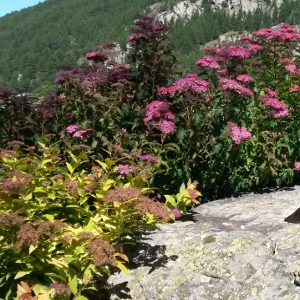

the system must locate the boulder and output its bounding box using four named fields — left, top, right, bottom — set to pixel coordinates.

left=106, top=186, right=300, bottom=299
